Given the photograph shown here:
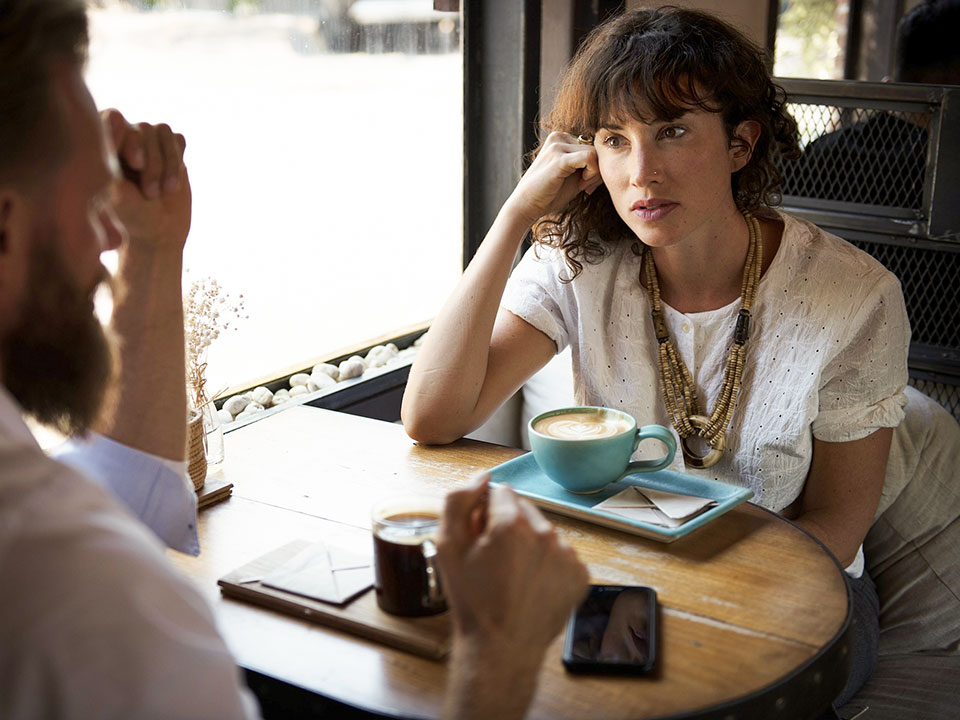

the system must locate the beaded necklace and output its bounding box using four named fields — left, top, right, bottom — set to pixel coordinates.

left=644, top=210, right=761, bottom=469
